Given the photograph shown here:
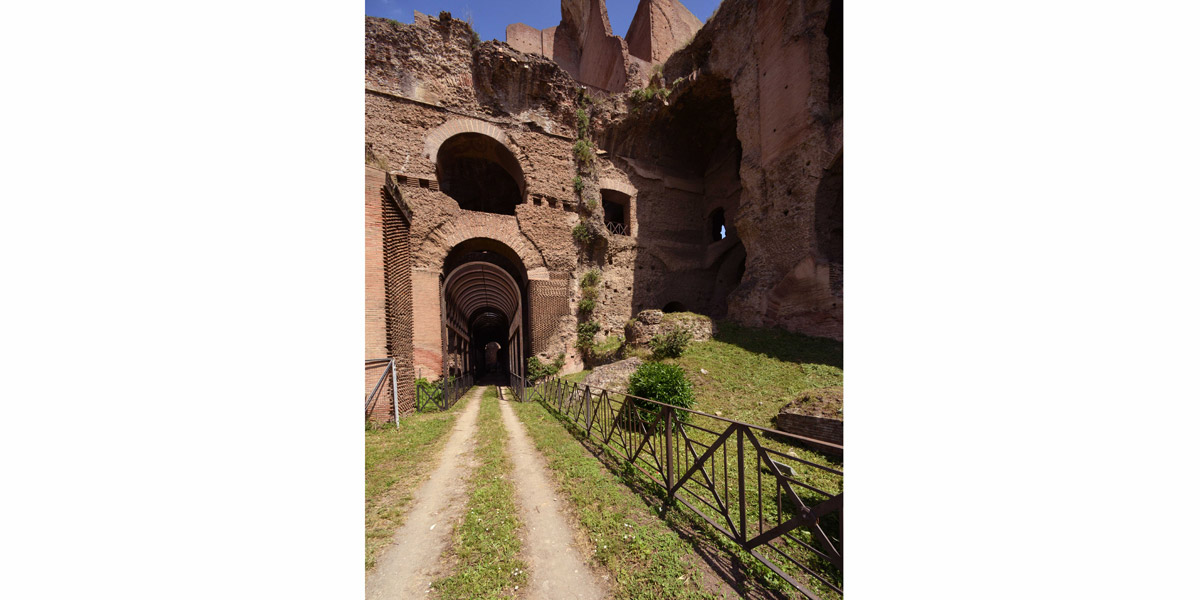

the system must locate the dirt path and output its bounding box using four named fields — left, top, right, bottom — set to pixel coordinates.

left=497, top=395, right=609, bottom=600
left=365, top=387, right=483, bottom=600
